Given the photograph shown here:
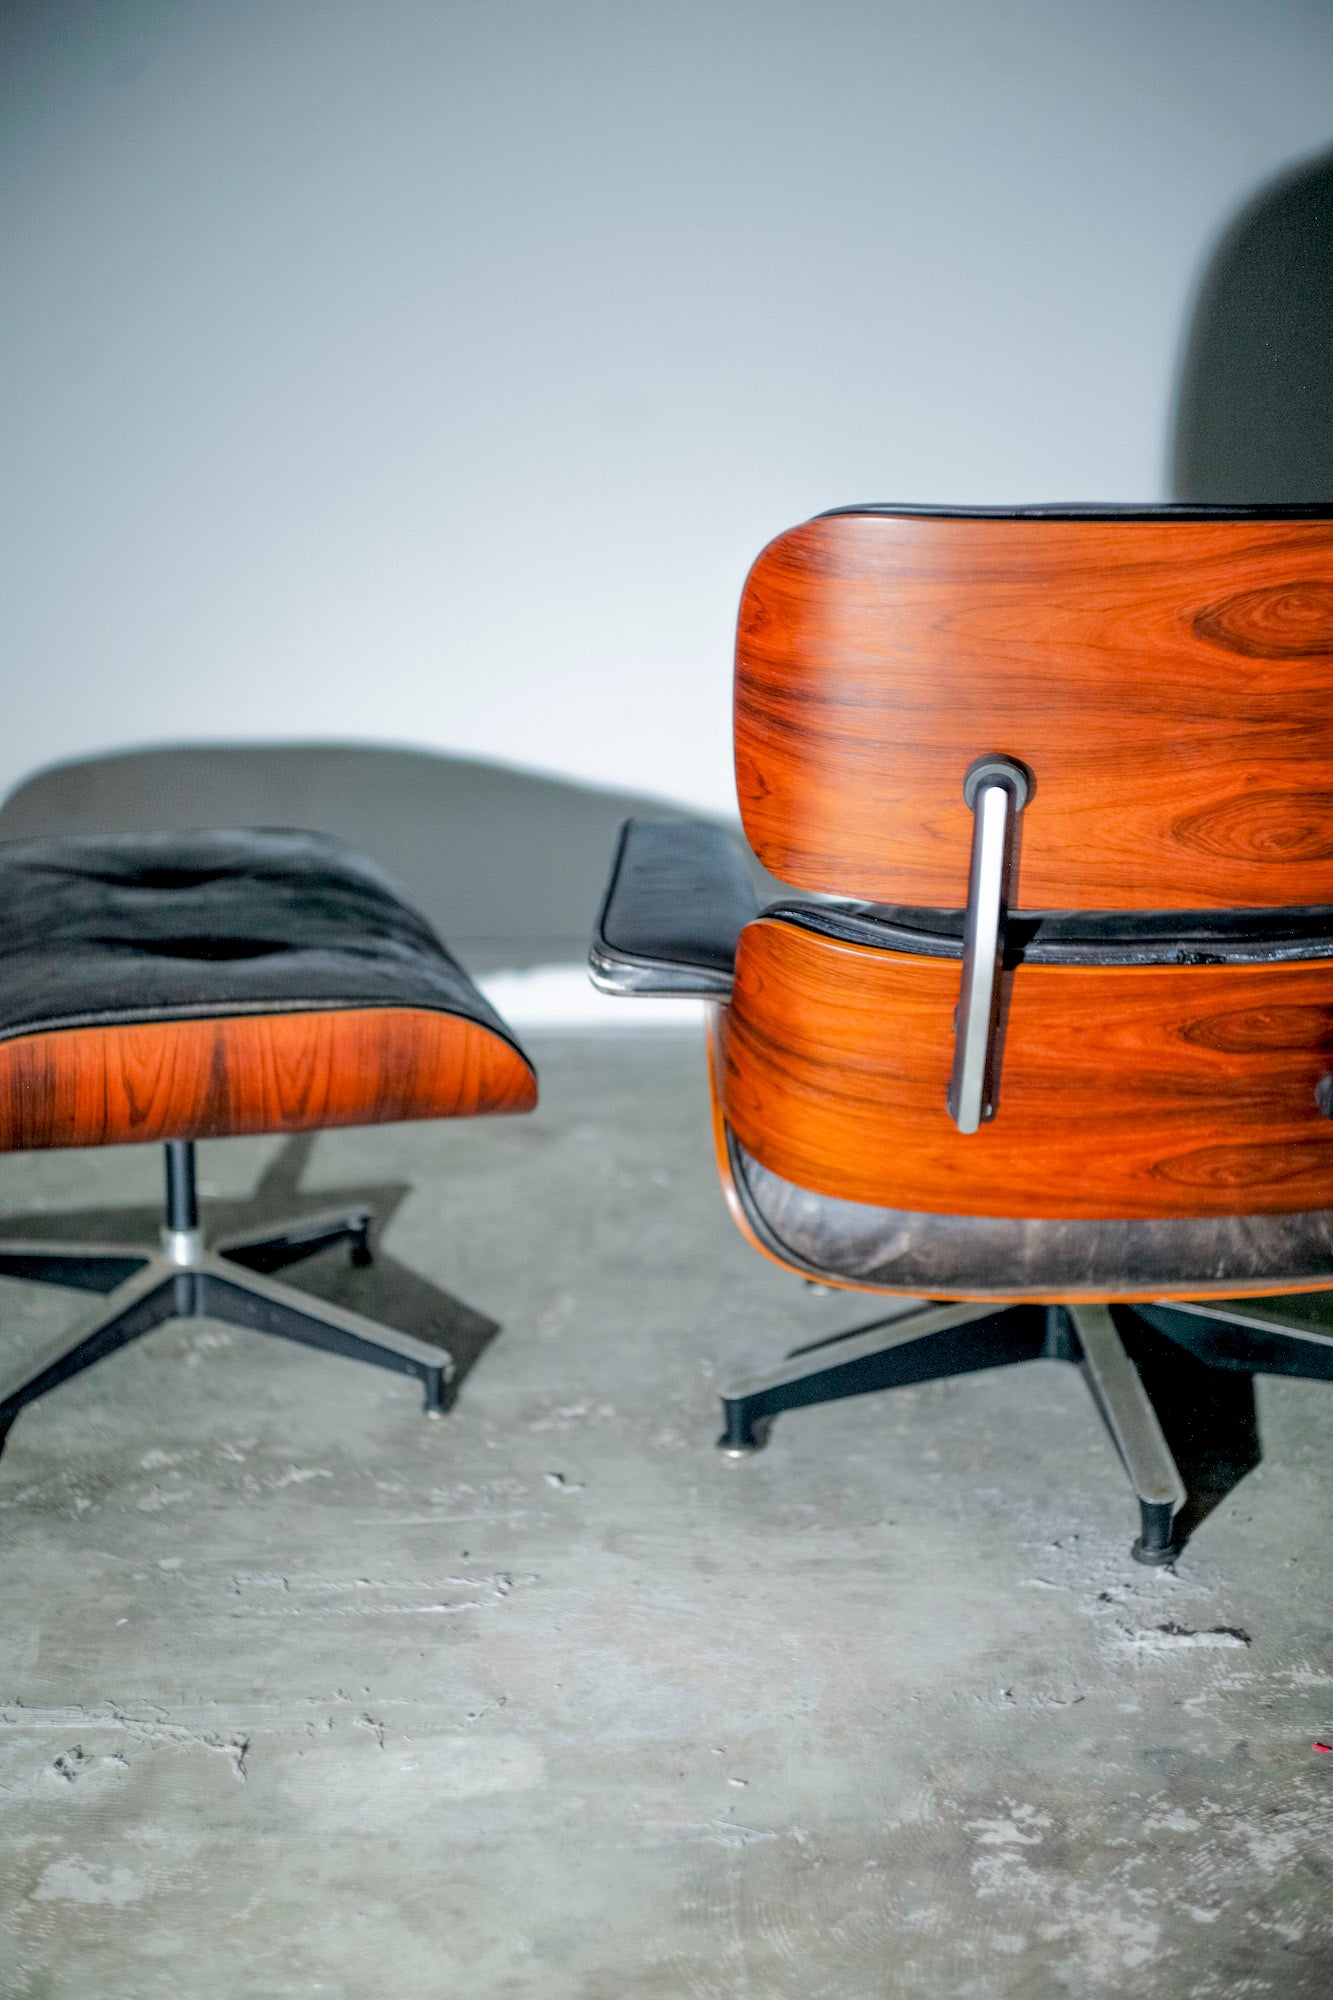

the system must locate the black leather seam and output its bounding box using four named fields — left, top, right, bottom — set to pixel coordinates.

left=816, top=502, right=1333, bottom=522
left=764, top=900, right=1333, bottom=967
